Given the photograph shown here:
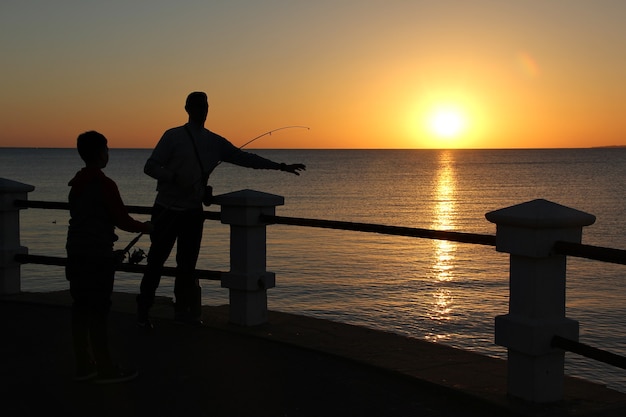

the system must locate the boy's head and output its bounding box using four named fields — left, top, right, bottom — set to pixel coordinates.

left=77, top=131, right=108, bottom=166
